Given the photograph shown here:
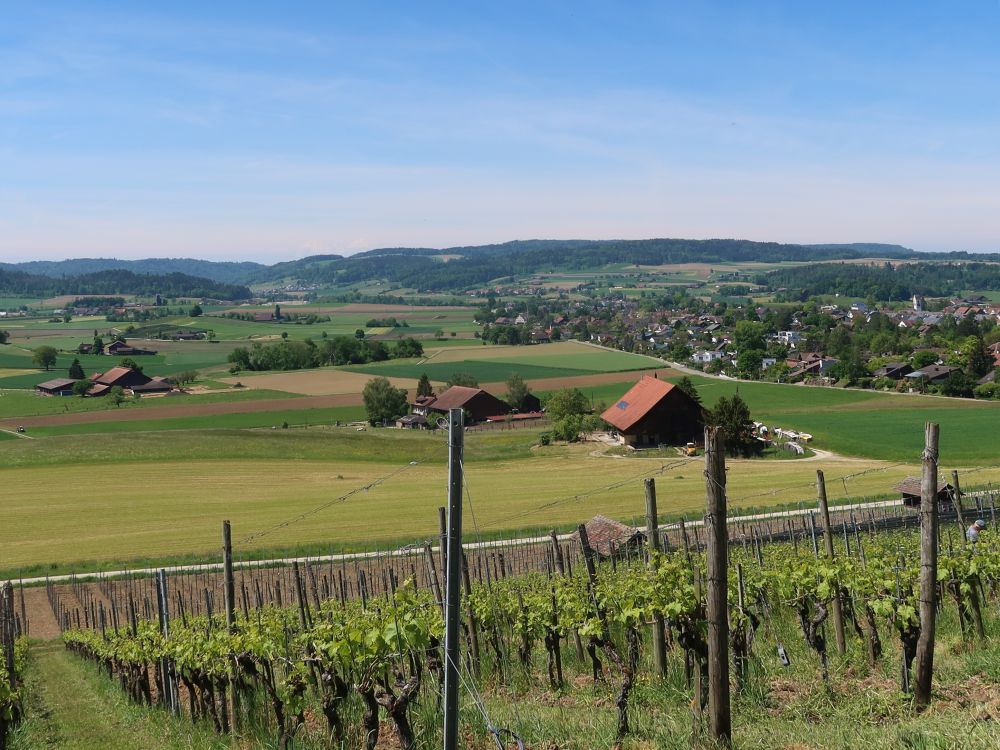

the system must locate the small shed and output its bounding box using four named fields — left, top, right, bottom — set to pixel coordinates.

left=35, top=378, right=78, bottom=396
left=574, top=515, right=646, bottom=559
left=396, top=414, right=429, bottom=429
left=895, top=476, right=954, bottom=508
